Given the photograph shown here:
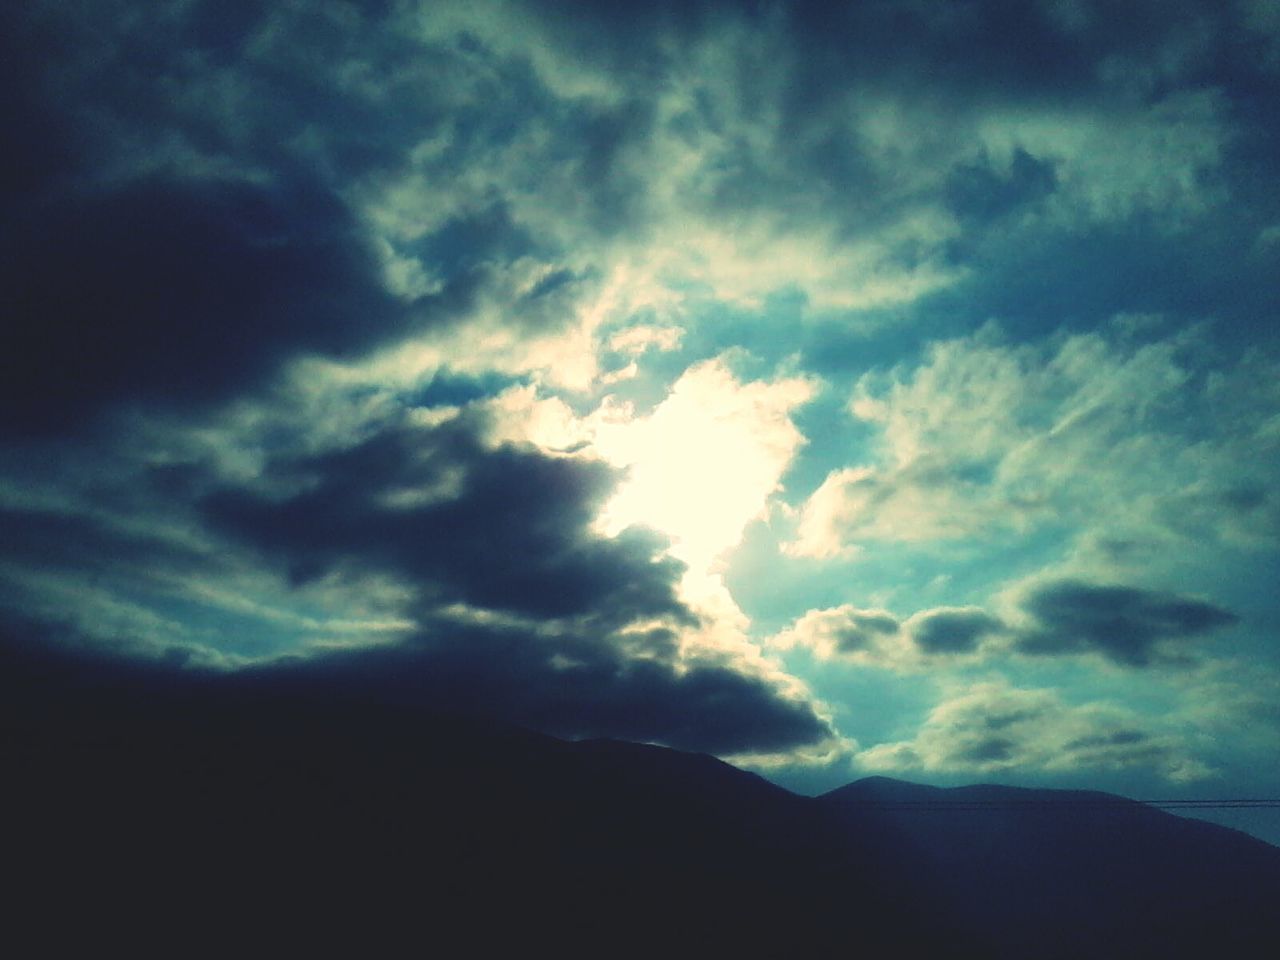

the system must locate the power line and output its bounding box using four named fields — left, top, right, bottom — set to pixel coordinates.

left=828, top=798, right=1280, bottom=810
